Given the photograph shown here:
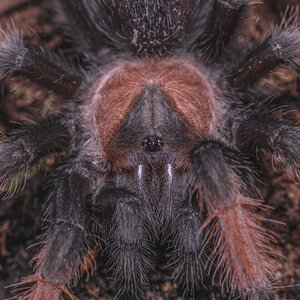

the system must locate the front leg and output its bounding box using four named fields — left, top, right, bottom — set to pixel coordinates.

left=92, top=172, right=154, bottom=300
left=191, top=141, right=274, bottom=298
left=168, top=204, right=205, bottom=296
left=10, top=164, right=96, bottom=300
